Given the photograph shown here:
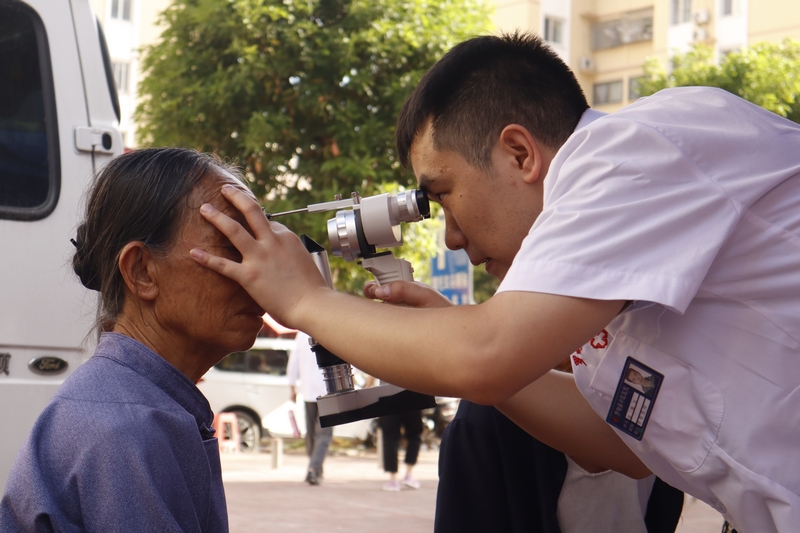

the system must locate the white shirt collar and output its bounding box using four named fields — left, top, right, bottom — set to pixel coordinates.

left=575, top=108, right=607, bottom=131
